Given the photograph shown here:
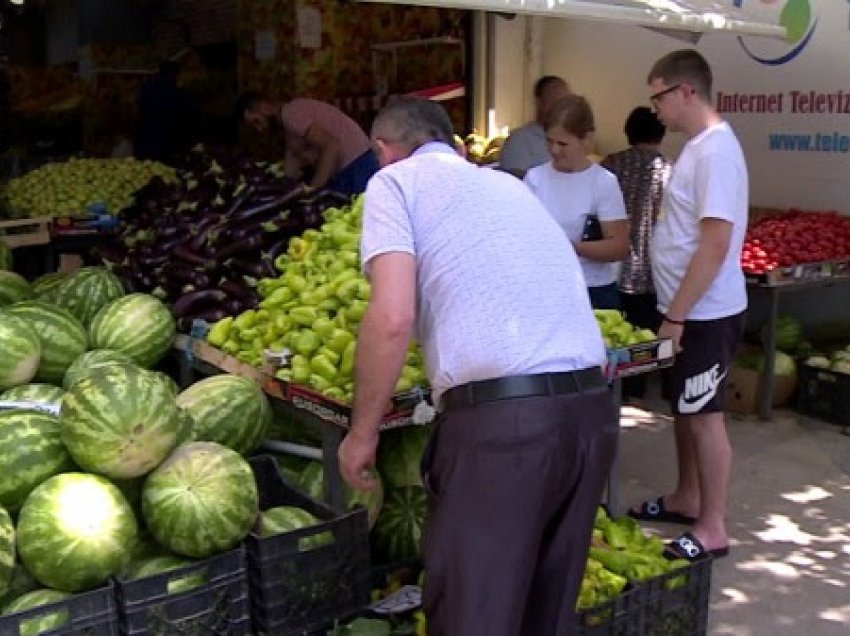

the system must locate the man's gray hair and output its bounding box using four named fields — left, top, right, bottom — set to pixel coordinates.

left=371, top=97, right=455, bottom=150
